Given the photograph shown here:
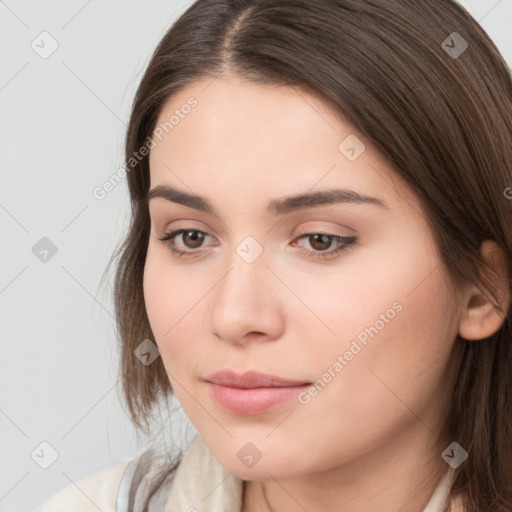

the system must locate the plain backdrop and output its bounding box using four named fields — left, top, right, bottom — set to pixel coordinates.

left=1, top=1, right=511, bottom=510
